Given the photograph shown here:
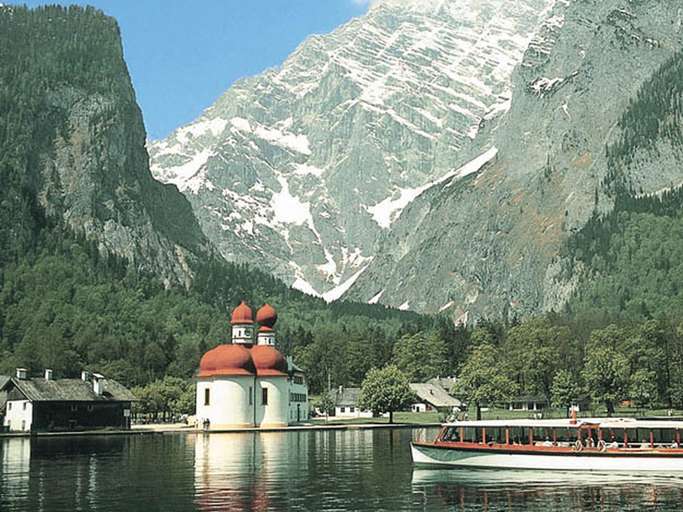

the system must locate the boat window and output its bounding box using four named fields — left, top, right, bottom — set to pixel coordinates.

left=510, top=427, right=525, bottom=445
left=463, top=427, right=478, bottom=443
left=442, top=427, right=460, bottom=442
